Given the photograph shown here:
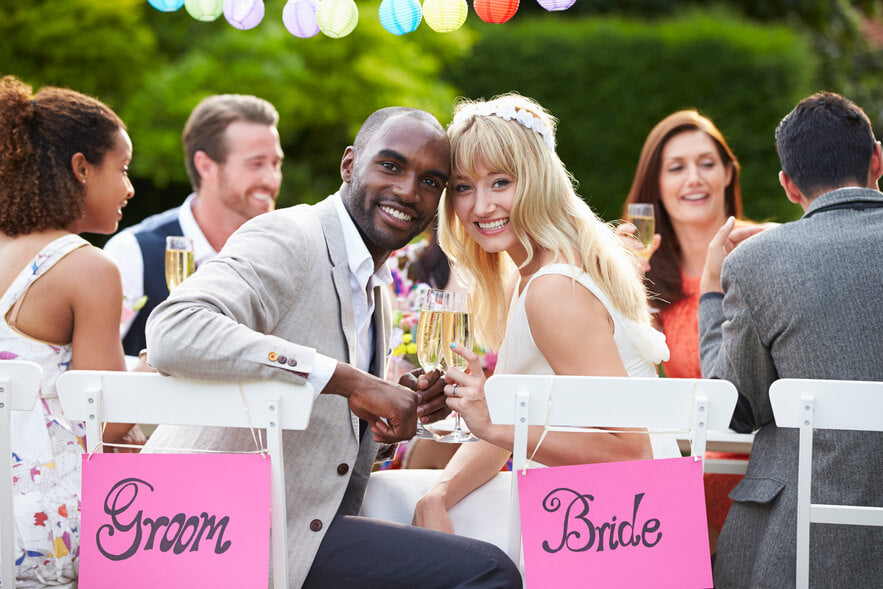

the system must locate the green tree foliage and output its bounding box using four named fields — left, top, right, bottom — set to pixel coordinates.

left=447, top=9, right=818, bottom=222
left=121, top=2, right=471, bottom=221
left=0, top=0, right=156, bottom=110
